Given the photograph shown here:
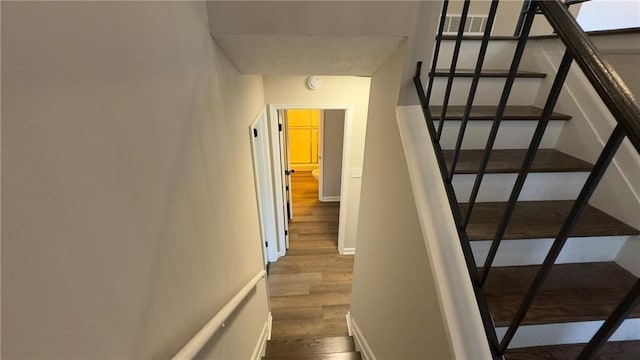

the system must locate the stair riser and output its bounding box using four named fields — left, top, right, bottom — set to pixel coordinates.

left=437, top=120, right=563, bottom=150
left=436, top=40, right=519, bottom=69
left=453, top=172, right=588, bottom=202
left=496, top=318, right=640, bottom=348
left=471, top=236, right=629, bottom=267
left=431, top=78, right=542, bottom=106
